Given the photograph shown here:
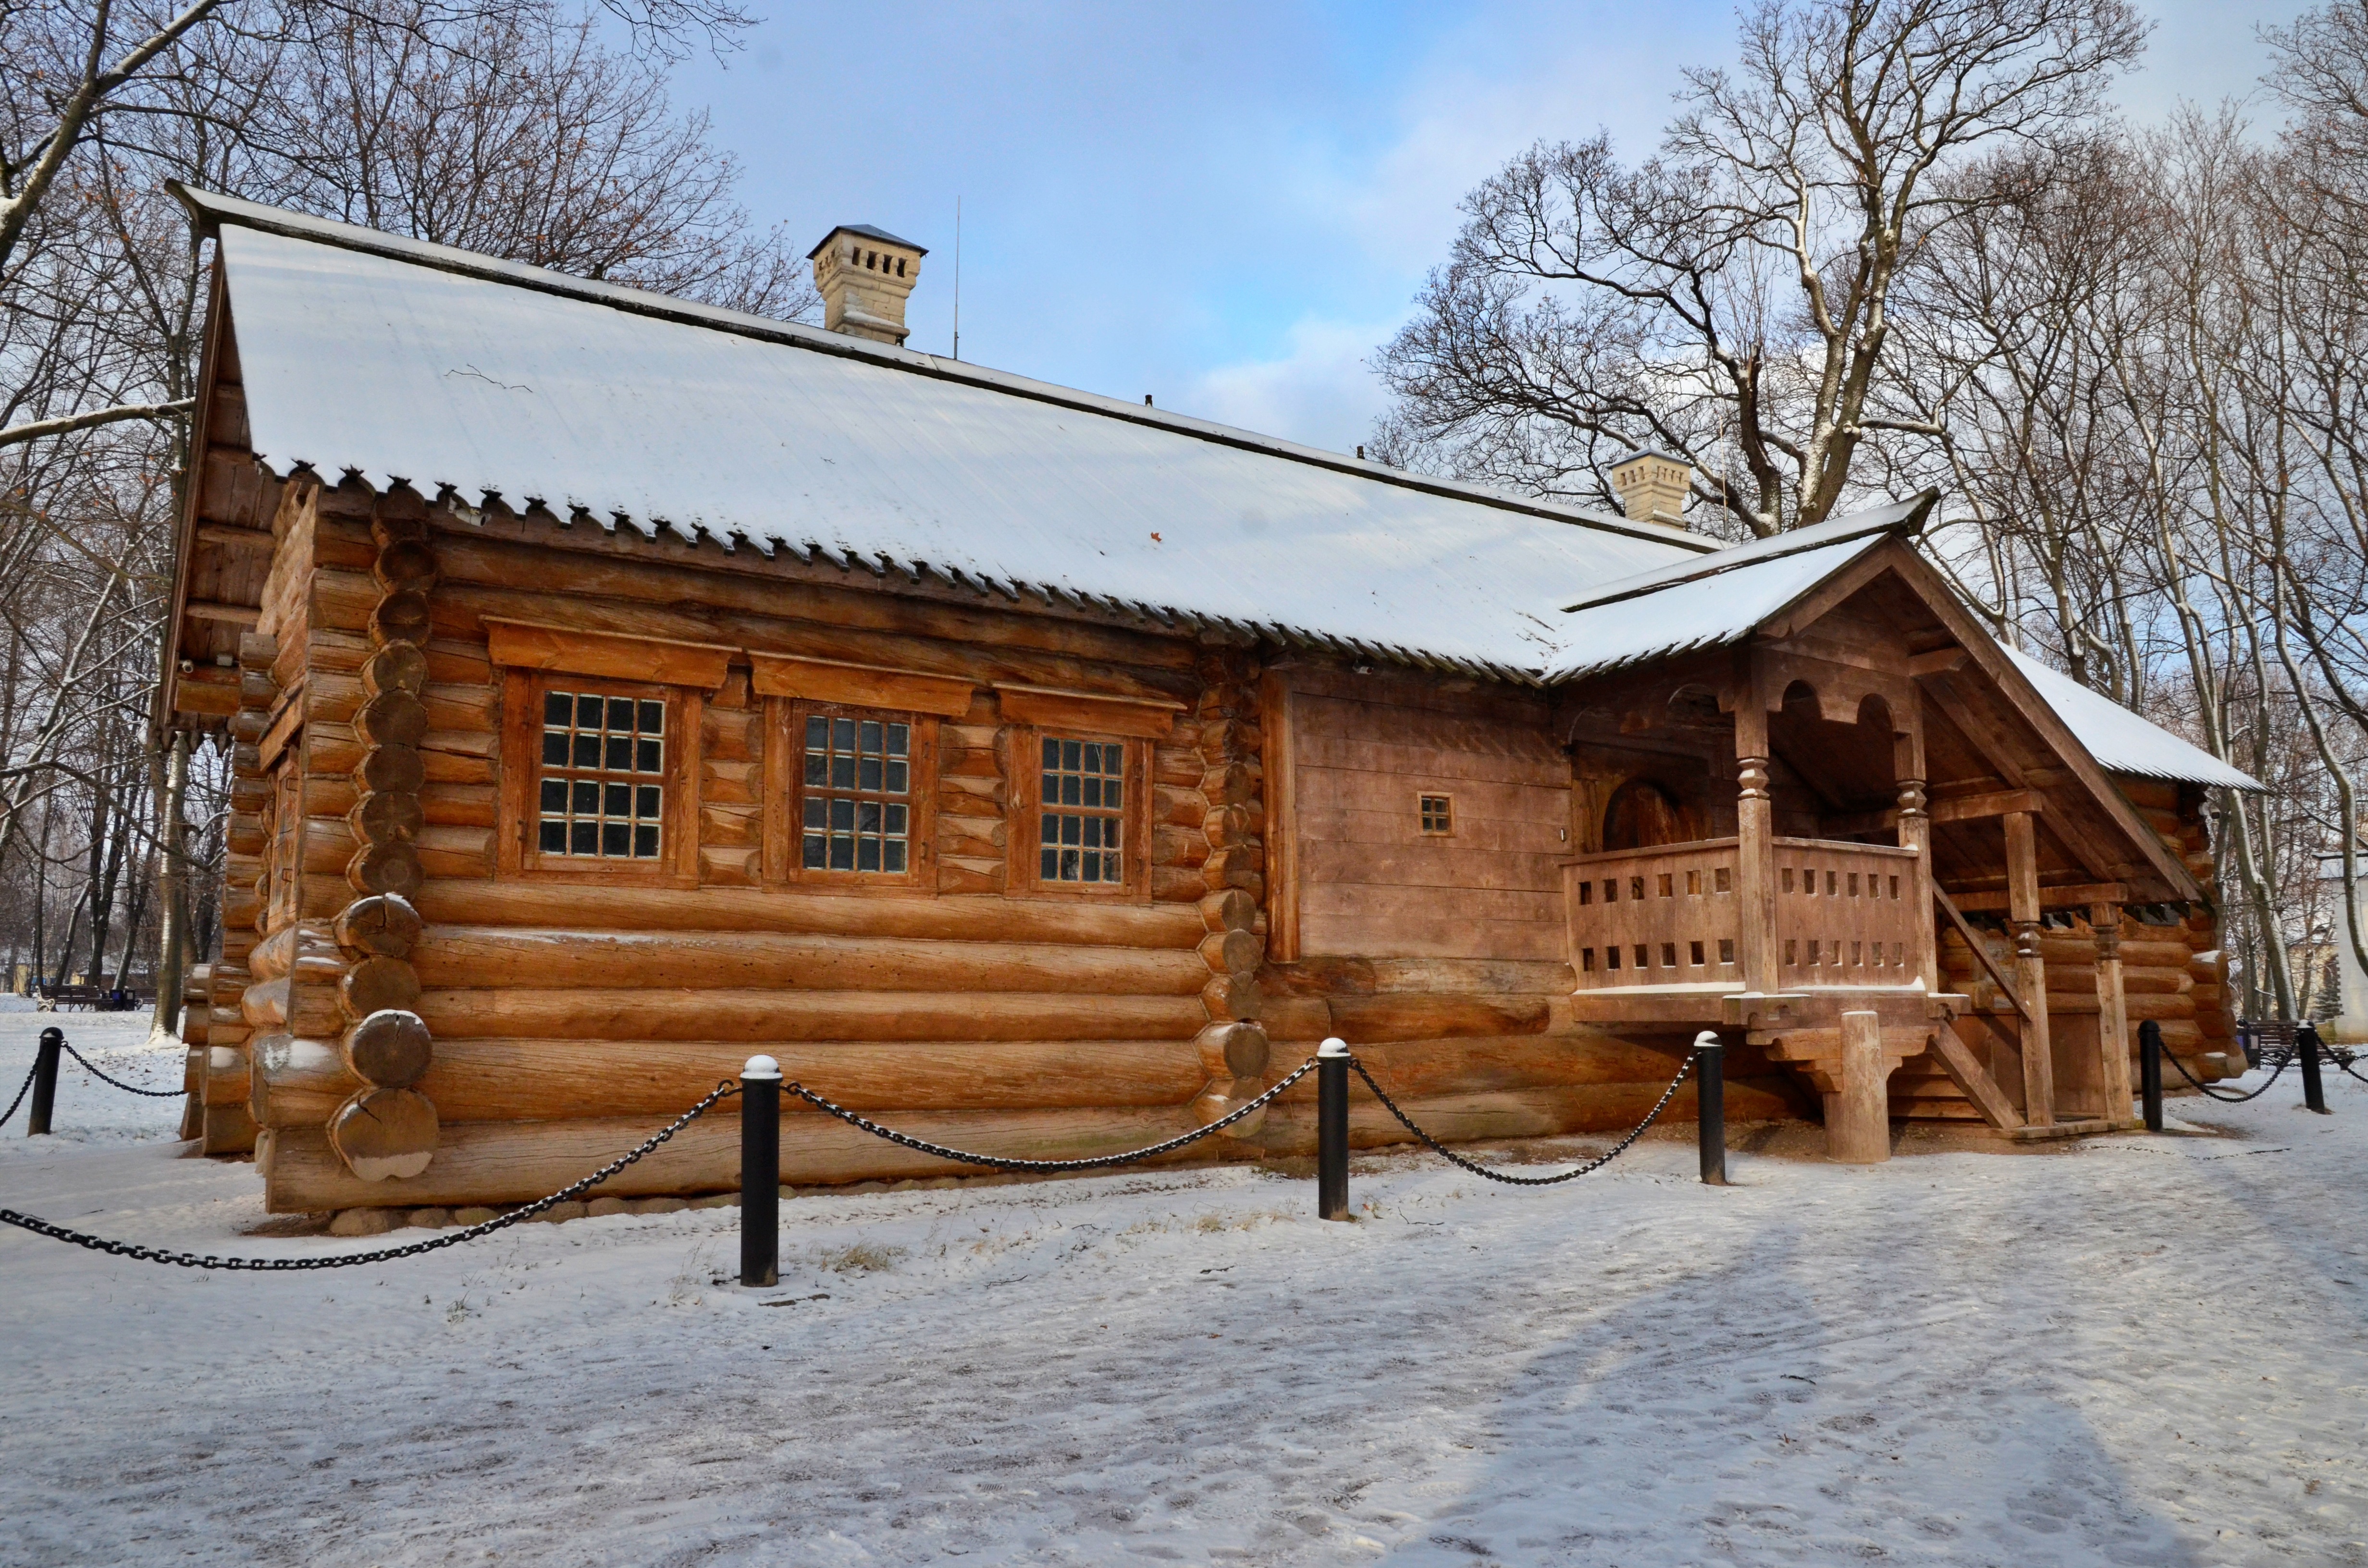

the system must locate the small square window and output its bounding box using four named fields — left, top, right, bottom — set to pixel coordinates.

left=1580, top=947, right=1595, bottom=972
left=1661, top=942, right=1677, bottom=968
left=1418, top=794, right=1453, bottom=835
left=1686, top=870, right=1701, bottom=895
left=1578, top=881, right=1592, bottom=906
left=1690, top=941, right=1705, bottom=966
left=1603, top=879, right=1617, bottom=904
left=1657, top=874, right=1674, bottom=897
left=1718, top=938, right=1735, bottom=965
left=1715, top=867, right=1732, bottom=893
